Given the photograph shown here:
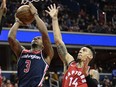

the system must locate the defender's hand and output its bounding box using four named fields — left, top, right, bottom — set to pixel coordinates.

left=45, top=4, right=60, bottom=19
left=0, top=3, right=7, bottom=15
